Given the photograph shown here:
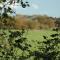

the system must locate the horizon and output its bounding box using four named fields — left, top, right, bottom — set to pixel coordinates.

left=16, top=14, right=60, bottom=18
